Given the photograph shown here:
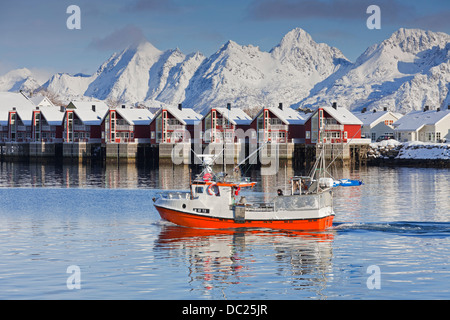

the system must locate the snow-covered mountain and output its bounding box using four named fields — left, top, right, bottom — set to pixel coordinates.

left=296, top=28, right=450, bottom=114
left=40, top=40, right=205, bottom=108
left=0, top=68, right=41, bottom=94
left=39, top=28, right=349, bottom=111
left=182, top=28, right=350, bottom=111
left=3, top=27, right=449, bottom=114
